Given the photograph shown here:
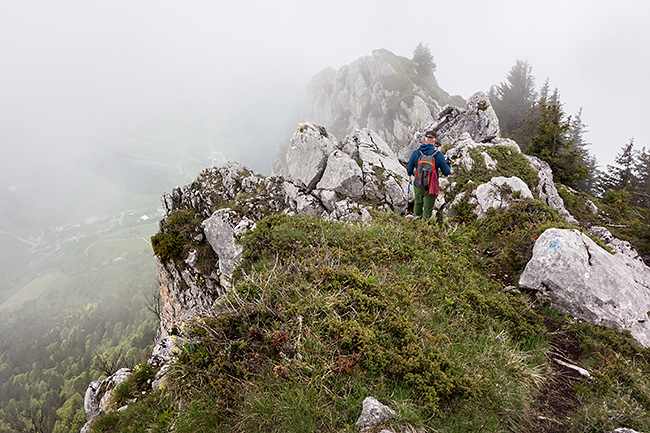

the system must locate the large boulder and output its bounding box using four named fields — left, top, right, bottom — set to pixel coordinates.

left=315, top=150, right=364, bottom=198
left=519, top=228, right=650, bottom=347
left=279, top=124, right=410, bottom=215
left=474, top=176, right=533, bottom=218
left=81, top=368, right=132, bottom=433
left=349, top=129, right=410, bottom=213
left=431, top=91, right=500, bottom=145
left=283, top=181, right=326, bottom=216
left=449, top=176, right=533, bottom=219
left=202, top=209, right=252, bottom=288
left=283, top=123, right=339, bottom=189
left=589, top=225, right=645, bottom=264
